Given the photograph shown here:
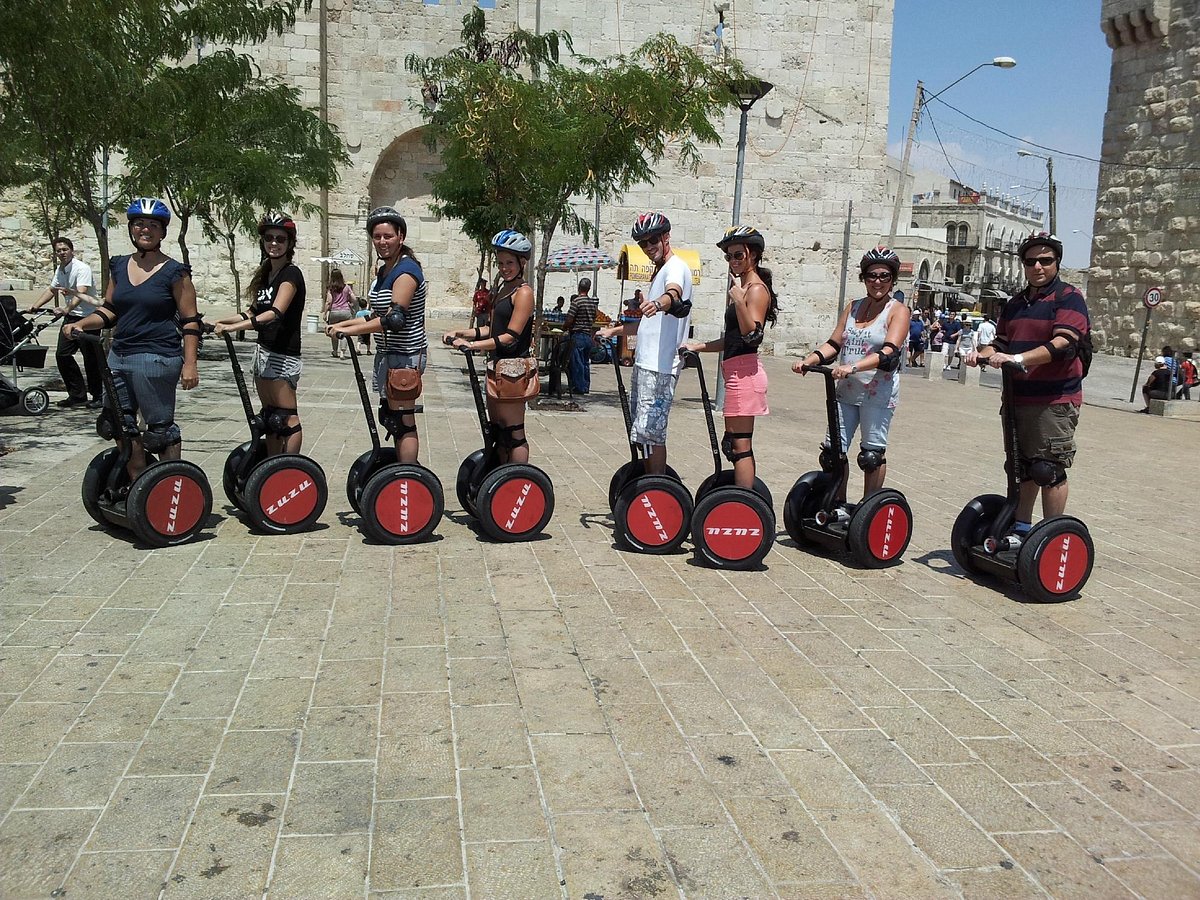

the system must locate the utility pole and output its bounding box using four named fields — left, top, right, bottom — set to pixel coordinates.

left=1047, top=155, right=1057, bottom=235
left=888, top=81, right=923, bottom=247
